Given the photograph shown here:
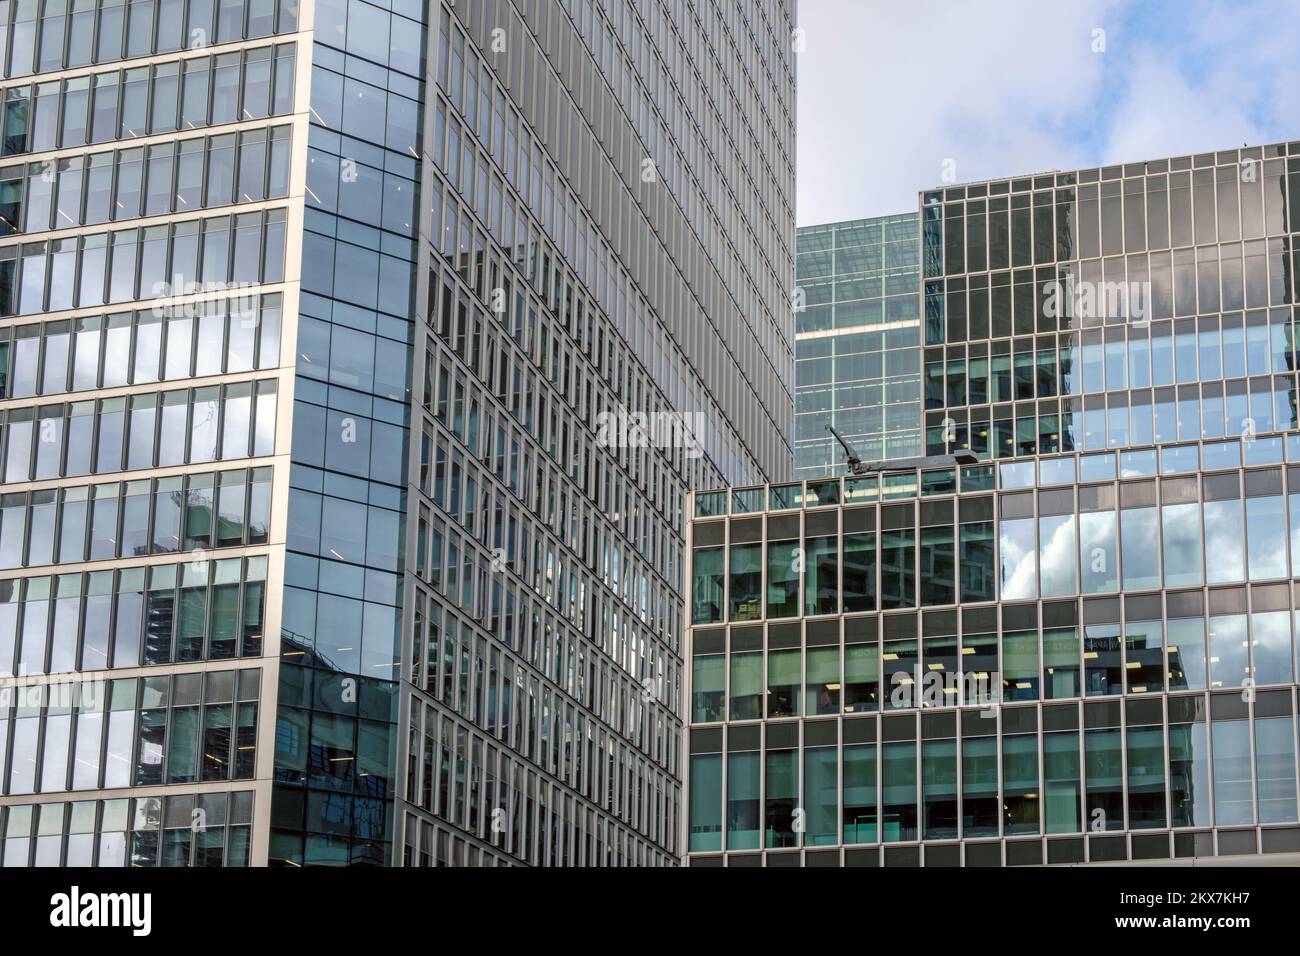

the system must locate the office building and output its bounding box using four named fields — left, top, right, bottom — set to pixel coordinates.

left=922, top=144, right=1299, bottom=459
left=0, top=0, right=796, bottom=867
left=795, top=213, right=920, bottom=478
left=684, top=139, right=1300, bottom=866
